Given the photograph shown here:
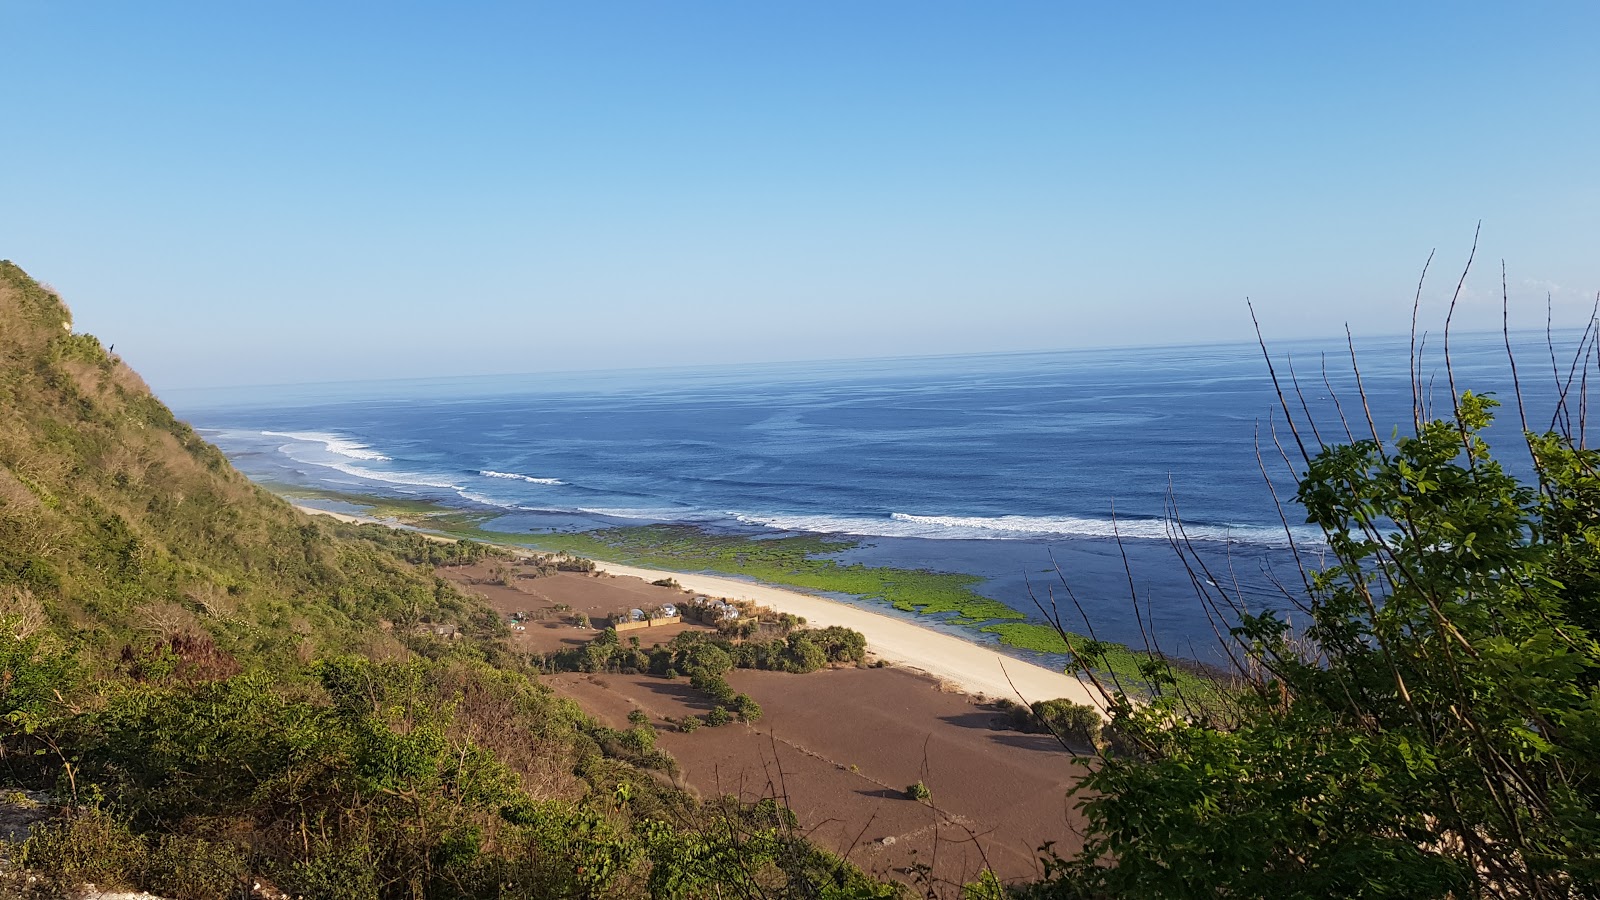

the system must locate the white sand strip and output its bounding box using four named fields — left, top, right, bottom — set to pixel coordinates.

left=593, top=561, right=1103, bottom=711
left=295, top=505, right=374, bottom=525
